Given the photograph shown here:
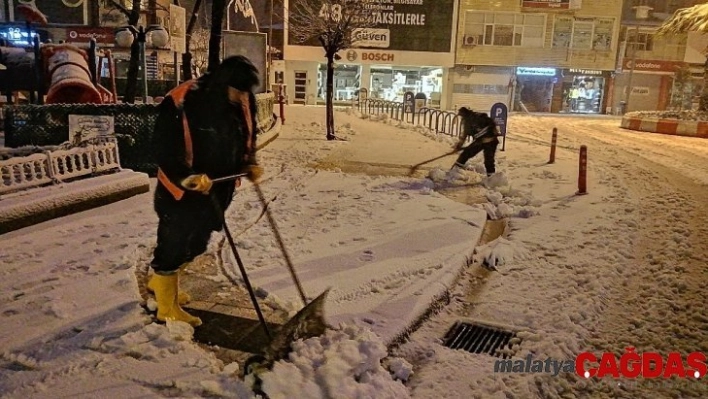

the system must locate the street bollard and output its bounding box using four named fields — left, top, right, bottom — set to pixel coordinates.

left=548, top=127, right=558, bottom=164
left=278, top=84, right=286, bottom=125
left=577, top=145, right=588, bottom=195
